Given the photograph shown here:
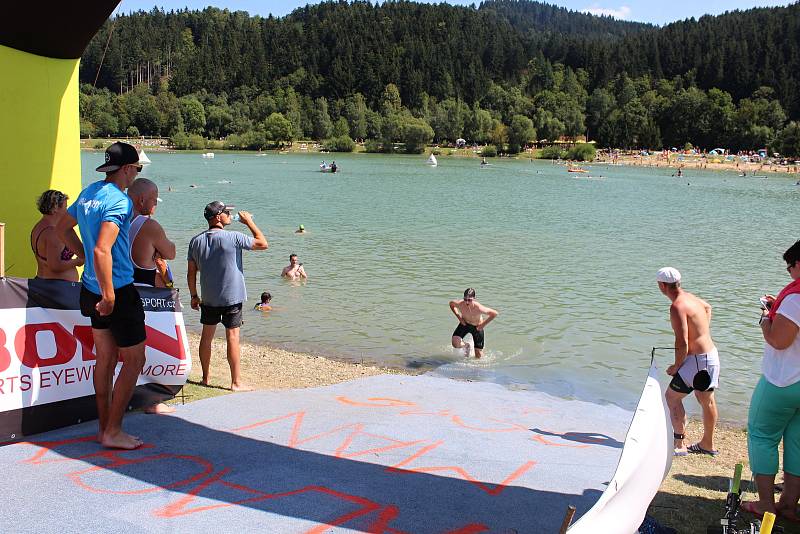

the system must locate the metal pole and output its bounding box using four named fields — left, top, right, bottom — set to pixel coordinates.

left=558, top=505, right=576, bottom=534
